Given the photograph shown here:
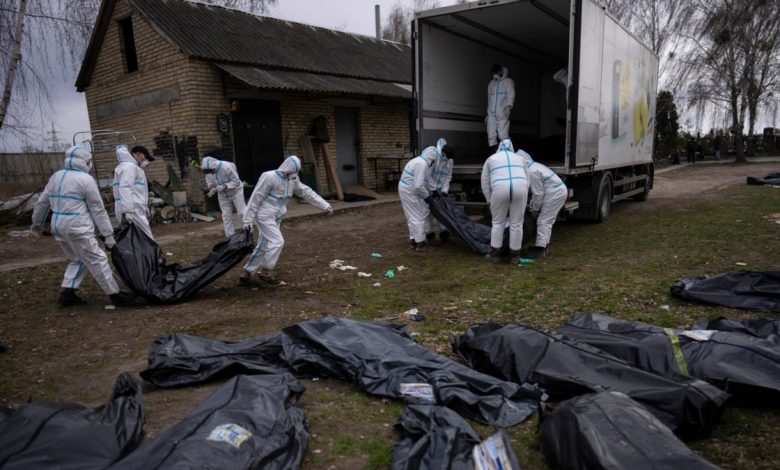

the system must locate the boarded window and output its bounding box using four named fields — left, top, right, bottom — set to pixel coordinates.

left=119, top=17, right=138, bottom=73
